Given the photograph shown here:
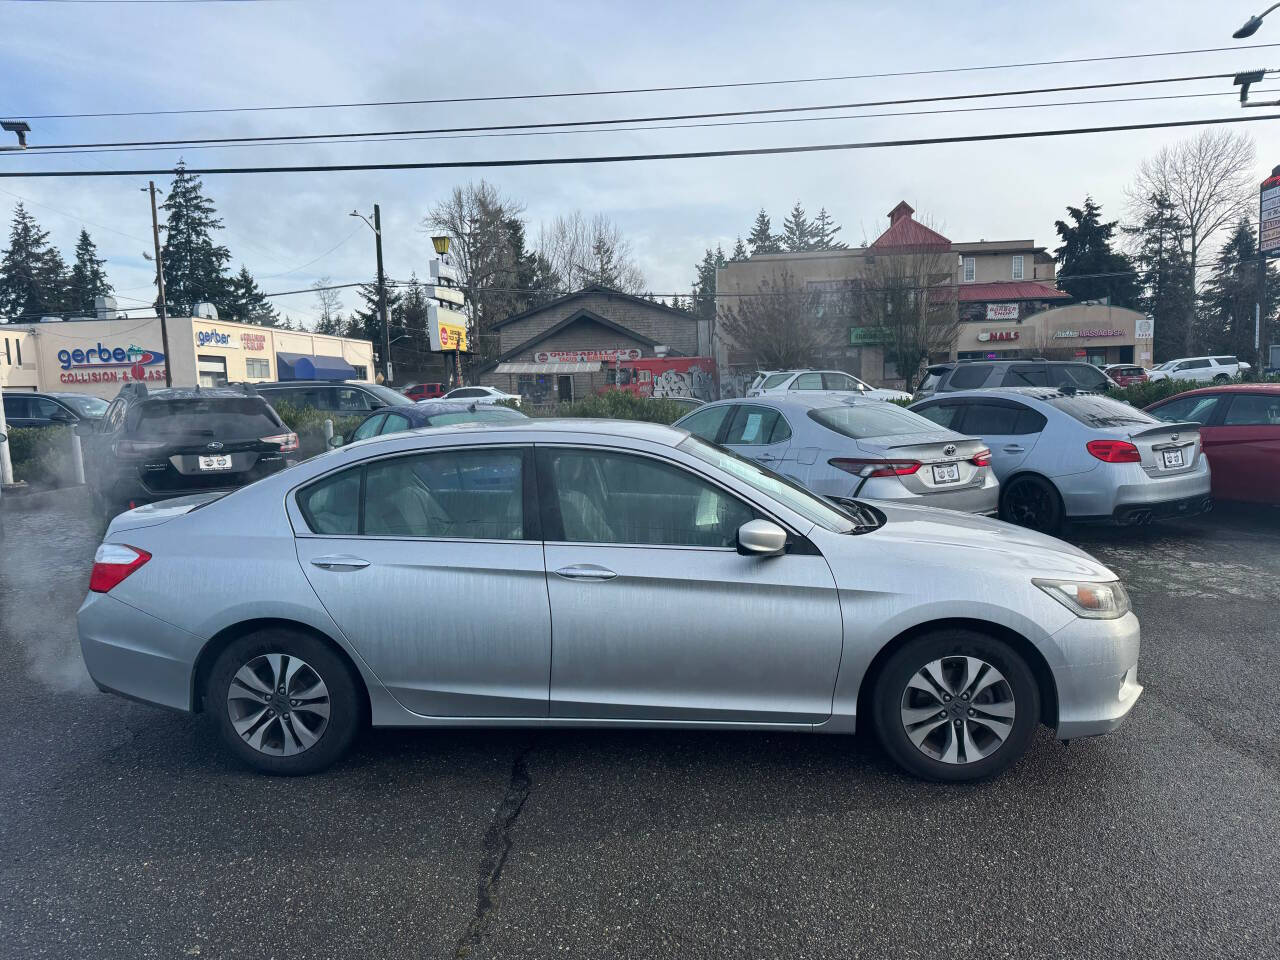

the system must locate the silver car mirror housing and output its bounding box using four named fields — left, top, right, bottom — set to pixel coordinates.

left=737, top=519, right=787, bottom=557
left=328, top=434, right=345, bottom=448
